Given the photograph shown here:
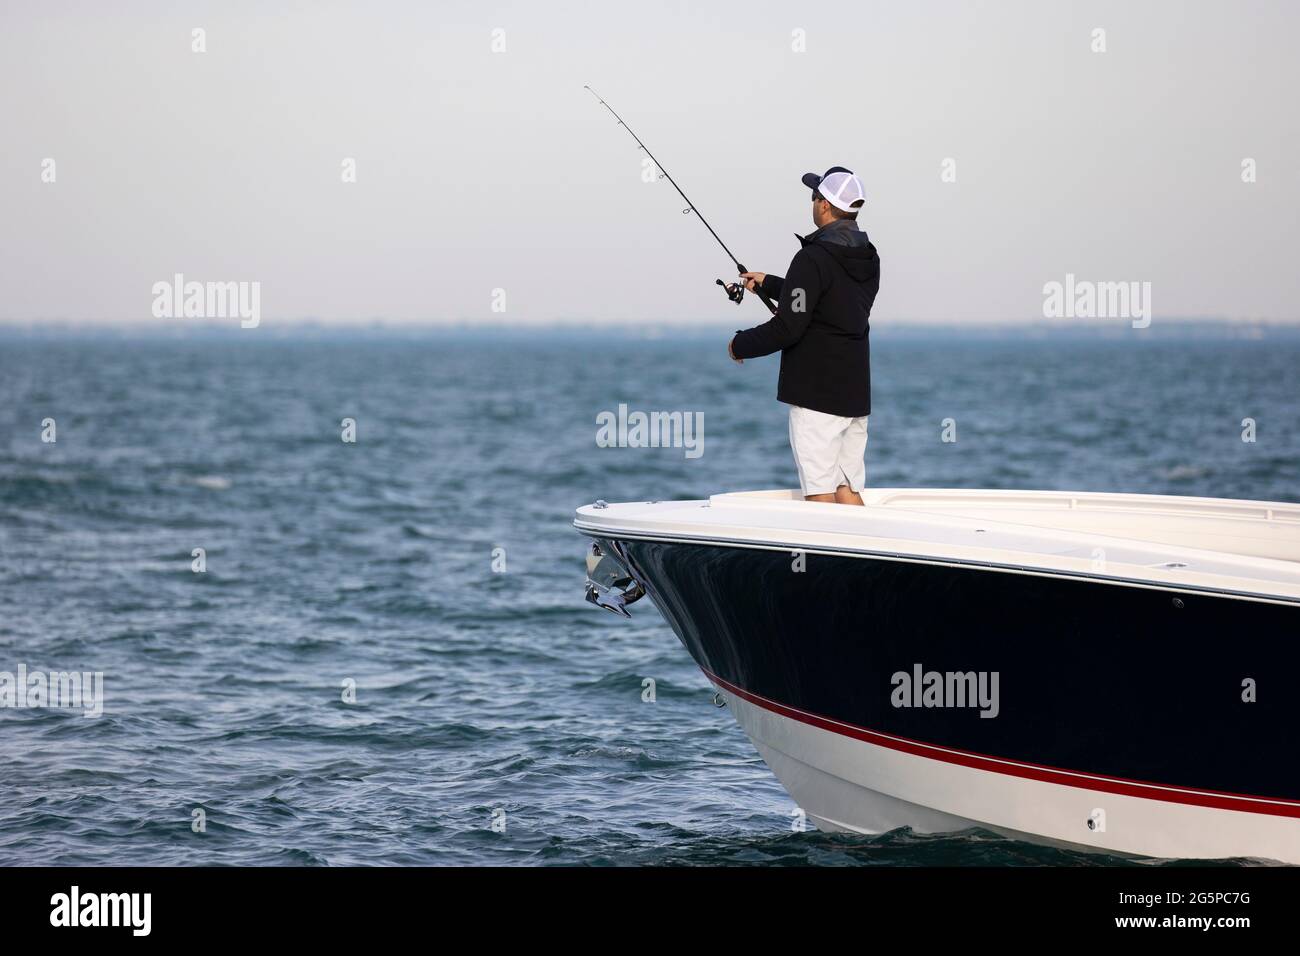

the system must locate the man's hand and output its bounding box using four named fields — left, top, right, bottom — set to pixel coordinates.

left=739, top=272, right=766, bottom=292
left=728, top=337, right=744, bottom=364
